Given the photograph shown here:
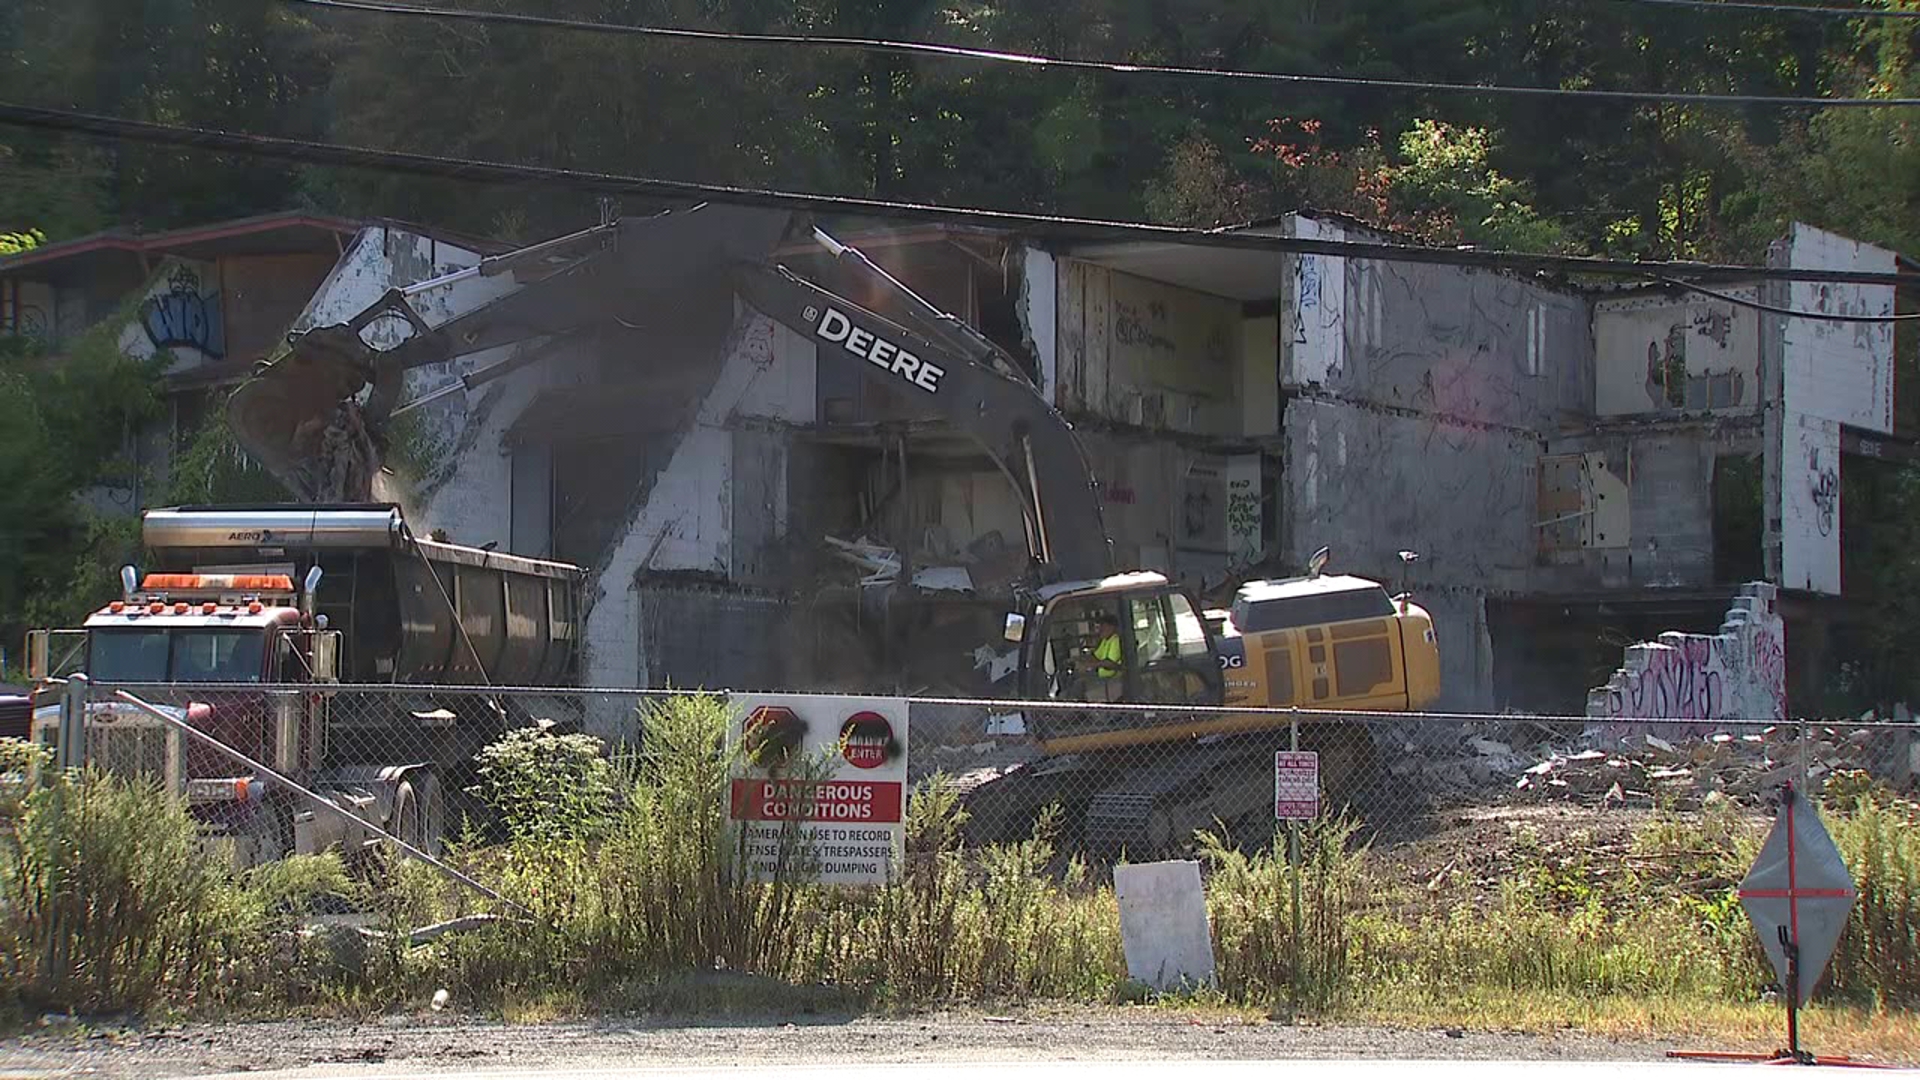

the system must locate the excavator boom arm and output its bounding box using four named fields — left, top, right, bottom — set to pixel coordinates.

left=733, top=263, right=1114, bottom=581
